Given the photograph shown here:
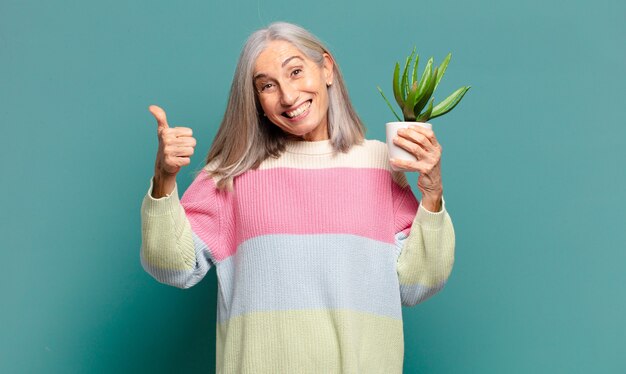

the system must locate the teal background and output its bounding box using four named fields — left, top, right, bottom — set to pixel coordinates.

left=2, top=0, right=625, bottom=372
